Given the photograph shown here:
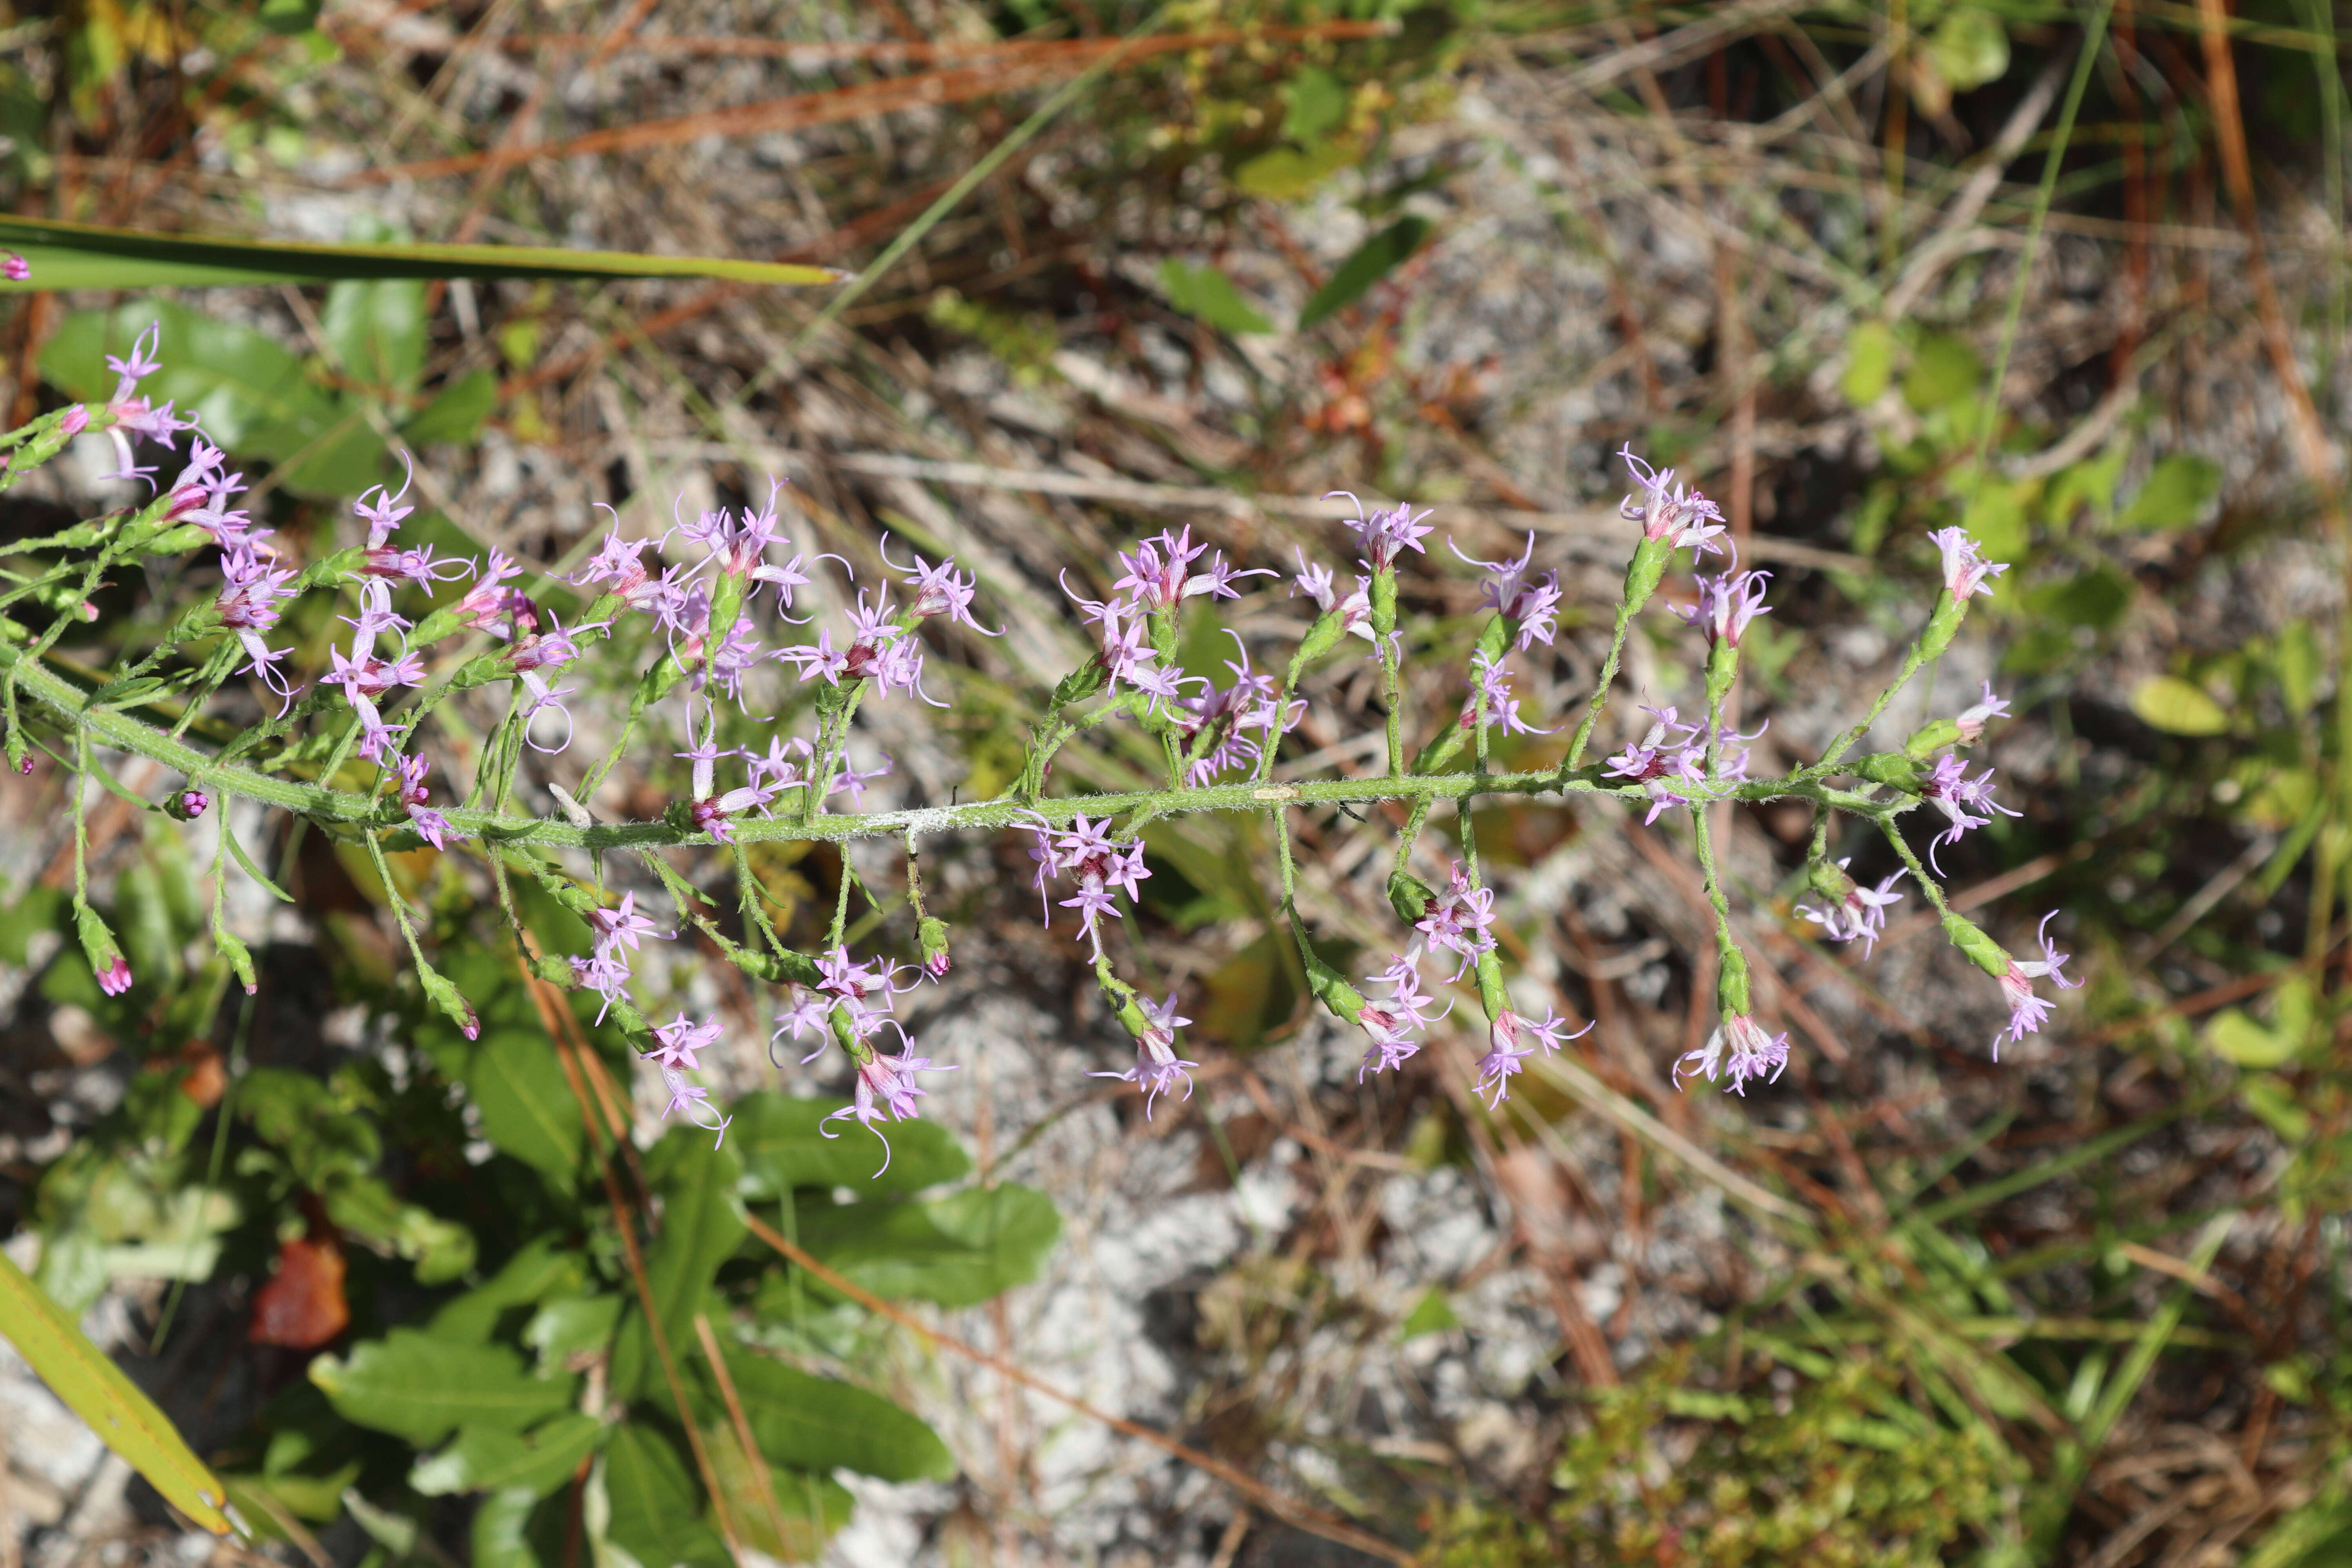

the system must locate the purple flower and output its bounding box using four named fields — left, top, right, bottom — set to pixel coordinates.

left=771, top=987, right=838, bottom=1064
left=353, top=455, right=418, bottom=551
left=396, top=754, right=463, bottom=850
left=1993, top=912, right=2078, bottom=1059
left=1954, top=680, right=2011, bottom=745
left=820, top=1050, right=958, bottom=1176
left=1458, top=652, right=1555, bottom=739
left=1674, top=1013, right=1789, bottom=1094
left=1025, top=814, right=1152, bottom=957
left=1356, top=954, right=1449, bottom=1080
left=646, top=1012, right=724, bottom=1072
left=658, top=1066, right=731, bottom=1146
left=178, top=789, right=209, bottom=819
left=1677, top=564, right=1772, bottom=646
left=1920, top=753, right=2021, bottom=872
left=1472, top=1007, right=1593, bottom=1109
left=1617, top=446, right=1726, bottom=555
left=1332, top=494, right=1435, bottom=572
left=1090, top=992, right=1199, bottom=1118
left=1414, top=862, right=1497, bottom=980
left=570, top=951, right=632, bottom=1024
left=1929, top=527, right=2005, bottom=601
left=1449, top=532, right=1563, bottom=648
left=1109, top=526, right=1268, bottom=612
left=1289, top=550, right=1376, bottom=645
left=1794, top=860, right=1905, bottom=955
left=886, top=537, right=999, bottom=633
left=590, top=891, right=667, bottom=958
left=453, top=549, right=528, bottom=635
left=3, top=254, right=27, bottom=282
